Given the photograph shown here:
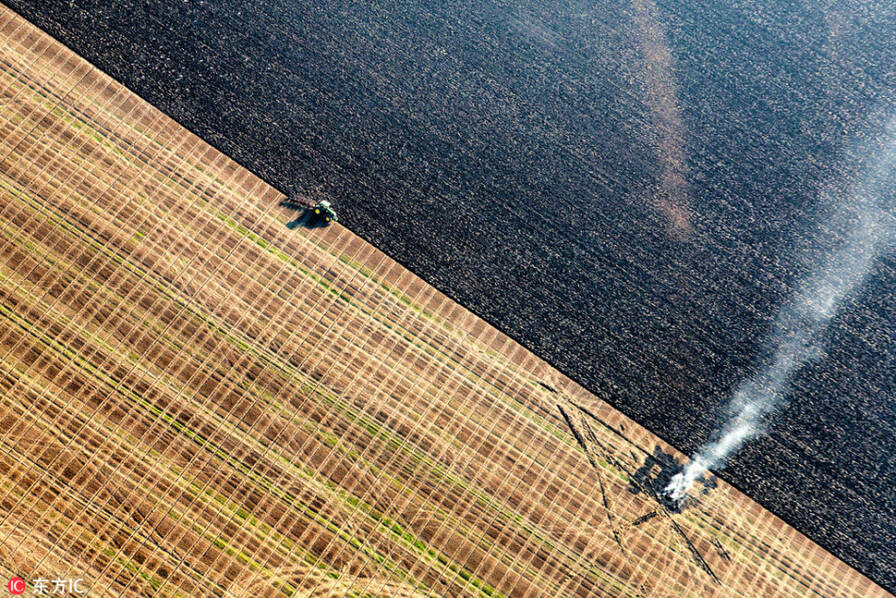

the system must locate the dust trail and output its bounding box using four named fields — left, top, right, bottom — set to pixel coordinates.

left=509, top=9, right=561, bottom=50
left=665, top=117, right=896, bottom=503
left=630, top=0, right=693, bottom=239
